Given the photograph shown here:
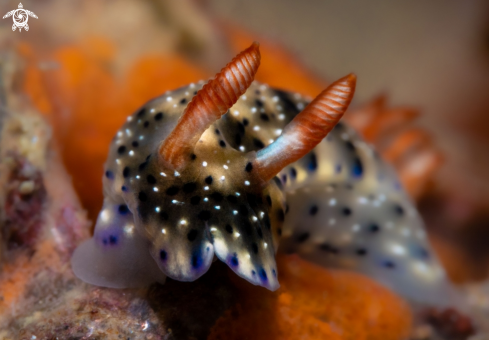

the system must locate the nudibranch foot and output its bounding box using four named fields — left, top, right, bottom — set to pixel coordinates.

left=71, top=198, right=166, bottom=288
